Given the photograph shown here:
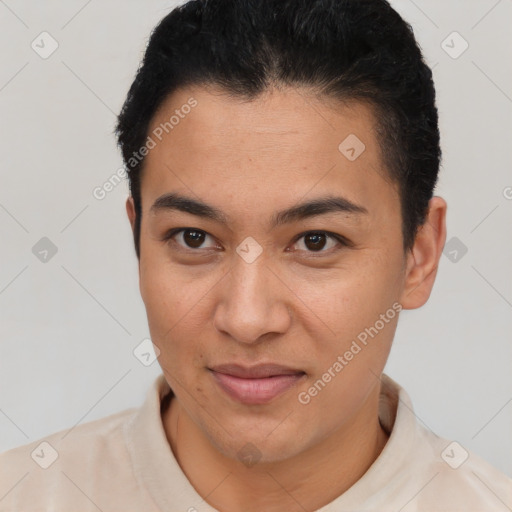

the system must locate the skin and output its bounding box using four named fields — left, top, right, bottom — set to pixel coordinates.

left=126, top=84, right=447, bottom=512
